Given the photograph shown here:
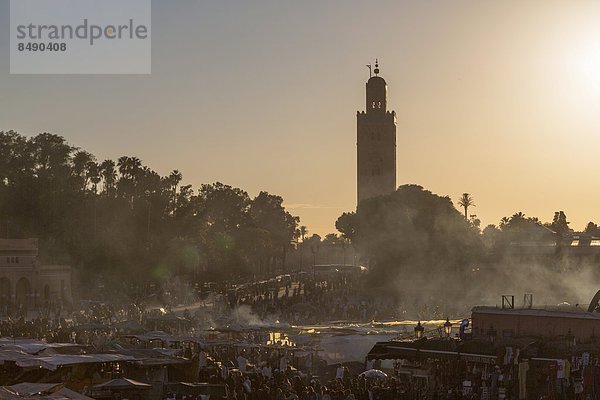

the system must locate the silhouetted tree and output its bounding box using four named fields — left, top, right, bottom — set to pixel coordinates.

left=585, top=222, right=600, bottom=236
left=249, top=191, right=299, bottom=272
left=338, top=185, right=482, bottom=293
left=322, top=233, right=339, bottom=246
left=0, top=131, right=302, bottom=296
left=335, top=212, right=357, bottom=242
left=481, top=224, right=501, bottom=249
left=457, top=193, right=475, bottom=220
left=548, top=211, right=571, bottom=236
left=298, top=226, right=308, bottom=242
